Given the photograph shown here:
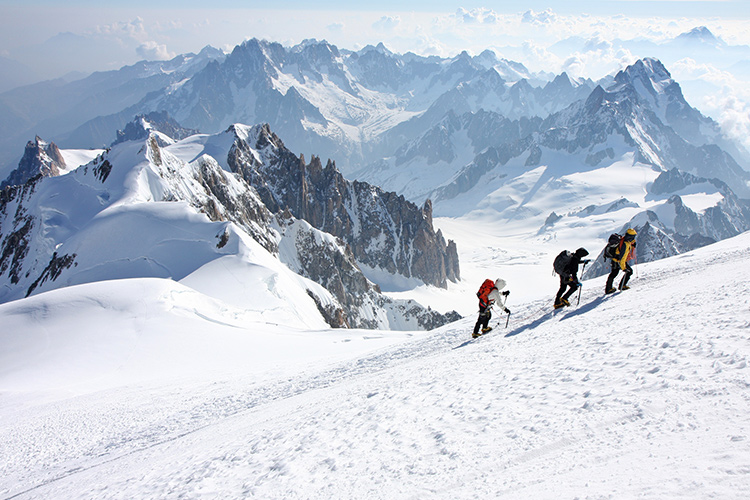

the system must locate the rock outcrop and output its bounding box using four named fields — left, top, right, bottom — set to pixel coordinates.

left=1, top=137, right=66, bottom=188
